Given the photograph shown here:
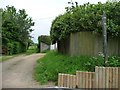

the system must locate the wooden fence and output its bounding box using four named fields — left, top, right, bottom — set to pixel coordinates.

left=95, top=67, right=120, bottom=88
left=58, top=67, right=120, bottom=89
left=58, top=32, right=120, bottom=56
left=76, top=71, right=95, bottom=88
left=58, top=74, right=76, bottom=88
